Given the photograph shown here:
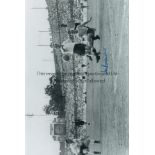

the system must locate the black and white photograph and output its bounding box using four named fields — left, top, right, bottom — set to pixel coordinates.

left=25, top=0, right=128, bottom=155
